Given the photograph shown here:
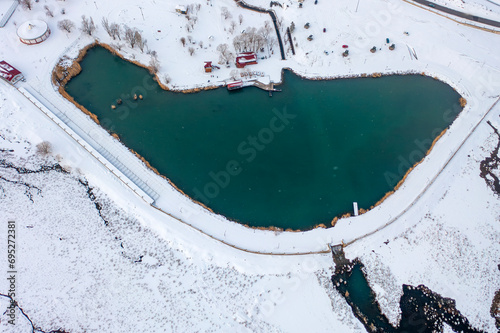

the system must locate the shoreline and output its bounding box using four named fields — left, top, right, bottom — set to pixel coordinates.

left=54, top=42, right=465, bottom=233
